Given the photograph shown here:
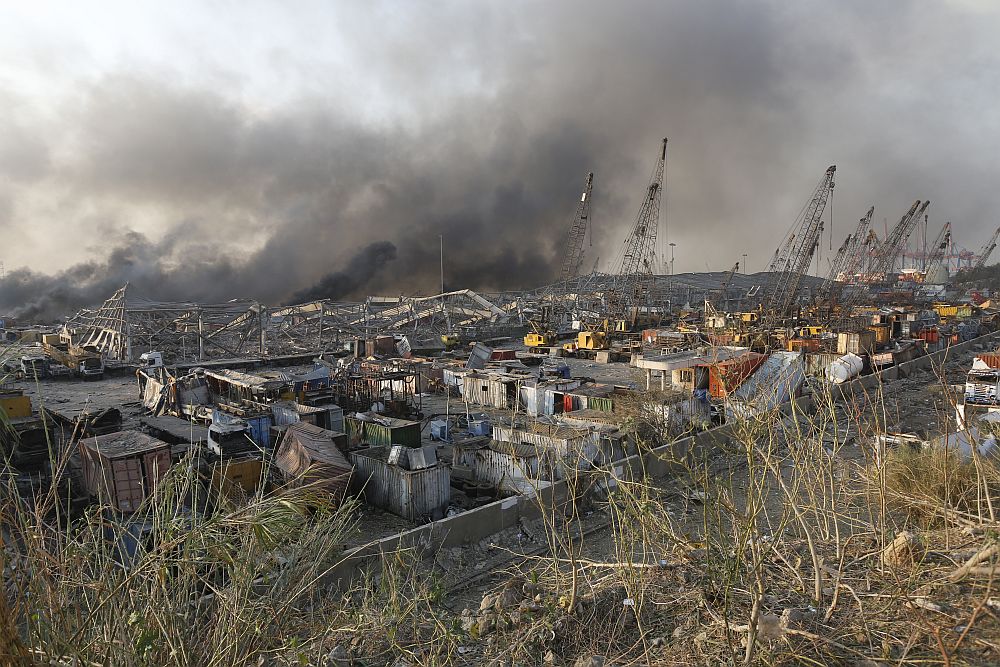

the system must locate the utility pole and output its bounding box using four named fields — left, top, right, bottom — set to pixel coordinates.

left=742, top=253, right=747, bottom=273
left=669, top=242, right=676, bottom=275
